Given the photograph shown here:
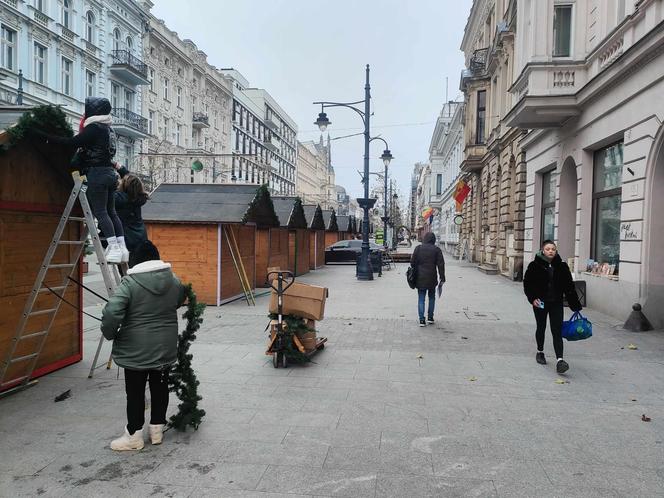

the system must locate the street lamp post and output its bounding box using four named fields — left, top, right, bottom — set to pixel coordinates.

left=314, top=64, right=392, bottom=280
